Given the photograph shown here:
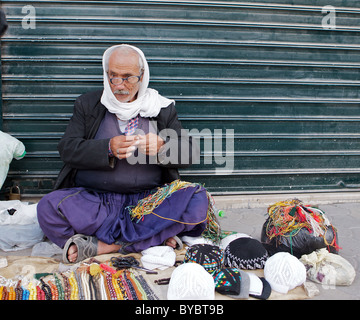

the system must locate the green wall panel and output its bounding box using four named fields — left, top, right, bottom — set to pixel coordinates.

left=1, top=0, right=360, bottom=195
